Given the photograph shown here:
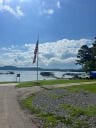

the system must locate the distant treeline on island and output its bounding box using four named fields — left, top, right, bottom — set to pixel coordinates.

left=0, top=66, right=82, bottom=72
